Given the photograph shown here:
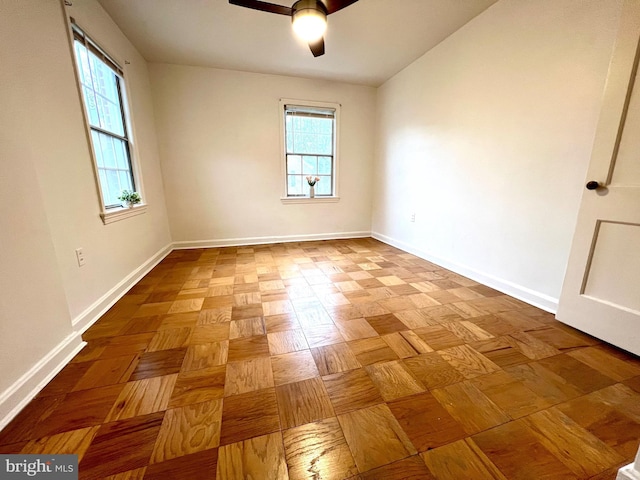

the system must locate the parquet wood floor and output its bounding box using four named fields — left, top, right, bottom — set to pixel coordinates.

left=1, top=238, right=639, bottom=479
